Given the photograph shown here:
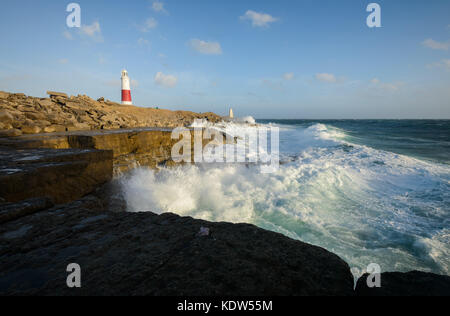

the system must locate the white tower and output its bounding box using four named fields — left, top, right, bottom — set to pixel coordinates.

left=229, top=108, right=234, bottom=119
left=121, top=70, right=132, bottom=105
